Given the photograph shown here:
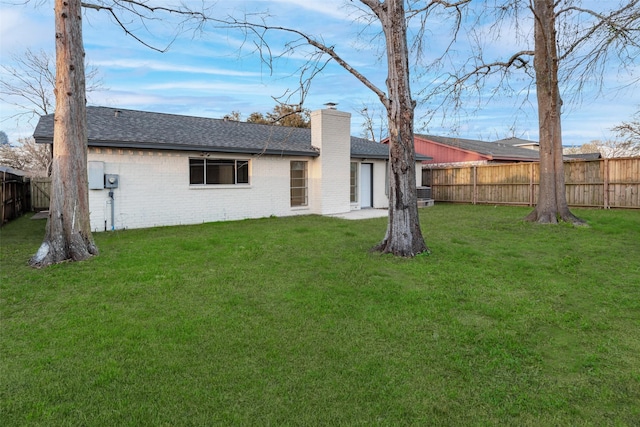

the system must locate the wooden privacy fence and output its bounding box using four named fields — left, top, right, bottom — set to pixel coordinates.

left=30, top=177, right=51, bottom=211
left=423, top=157, right=640, bottom=209
left=1, top=169, right=30, bottom=225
